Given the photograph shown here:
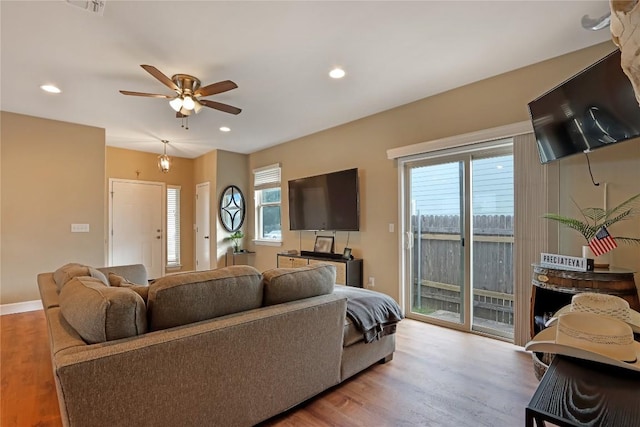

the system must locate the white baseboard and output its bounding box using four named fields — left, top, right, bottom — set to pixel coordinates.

left=0, top=300, right=43, bottom=316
